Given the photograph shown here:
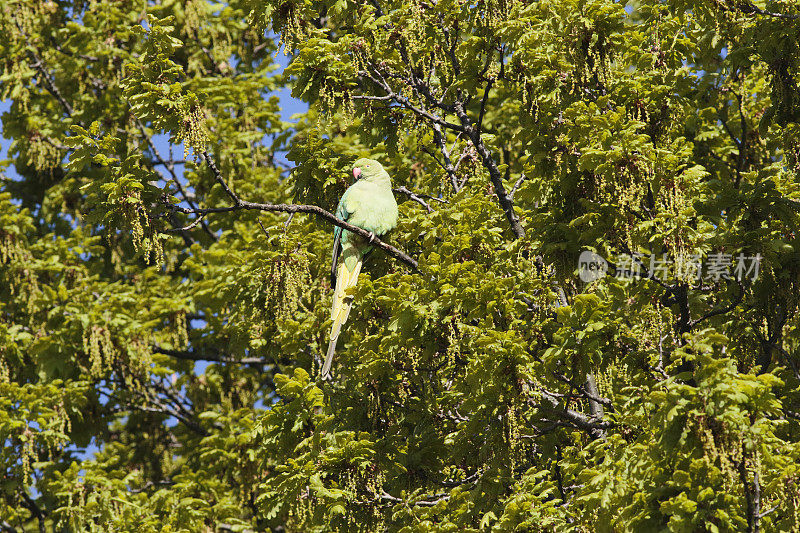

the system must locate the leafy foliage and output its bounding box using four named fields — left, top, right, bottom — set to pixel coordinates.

left=2, top=0, right=800, bottom=531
